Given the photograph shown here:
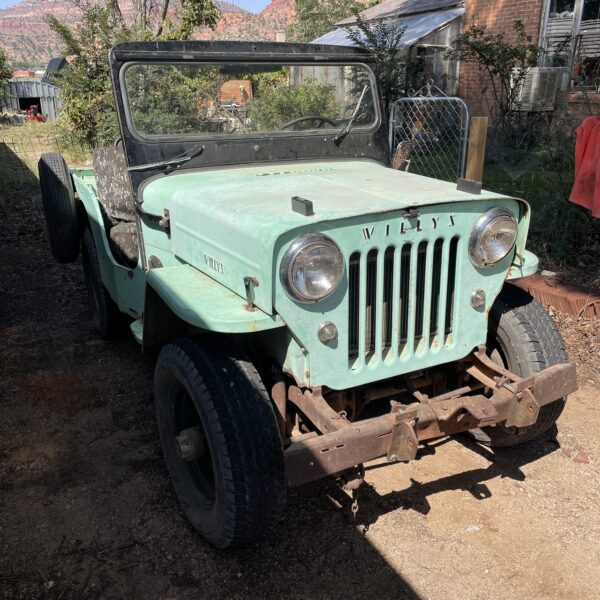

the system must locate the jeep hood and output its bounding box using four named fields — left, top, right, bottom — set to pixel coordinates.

left=141, top=160, right=513, bottom=313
